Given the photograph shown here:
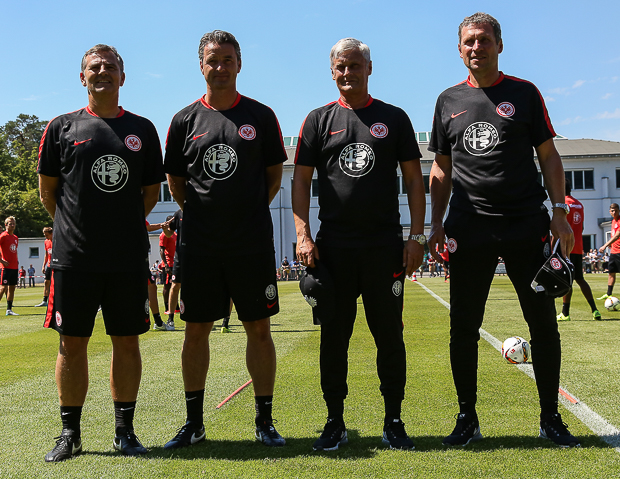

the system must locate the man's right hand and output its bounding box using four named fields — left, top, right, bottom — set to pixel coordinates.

left=428, top=222, right=446, bottom=263
left=296, top=234, right=319, bottom=267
